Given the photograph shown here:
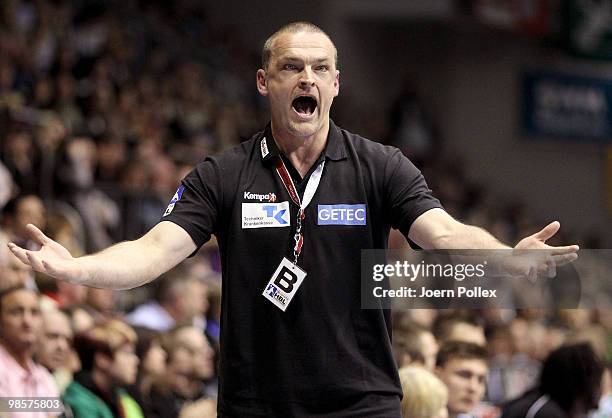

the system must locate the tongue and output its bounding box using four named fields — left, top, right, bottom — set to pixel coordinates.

left=294, top=98, right=314, bottom=115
